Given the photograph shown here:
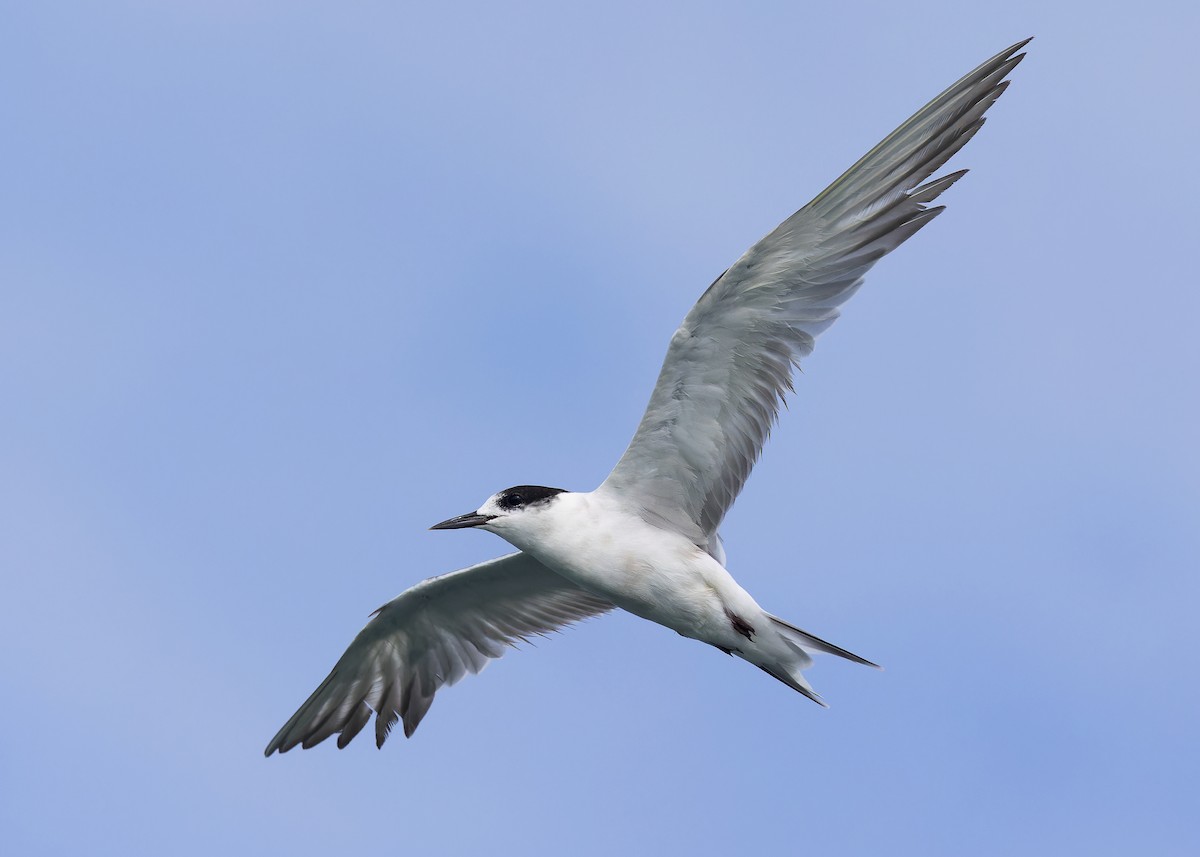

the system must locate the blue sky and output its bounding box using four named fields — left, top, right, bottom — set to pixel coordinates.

left=2, top=2, right=1197, bottom=855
